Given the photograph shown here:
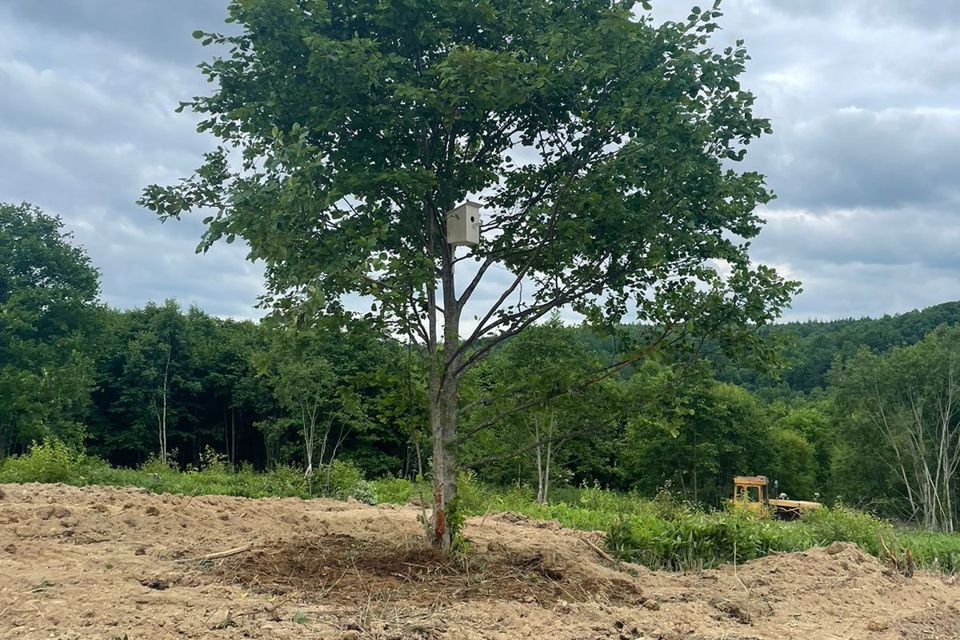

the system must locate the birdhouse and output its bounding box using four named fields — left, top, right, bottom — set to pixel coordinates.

left=446, top=201, right=481, bottom=247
